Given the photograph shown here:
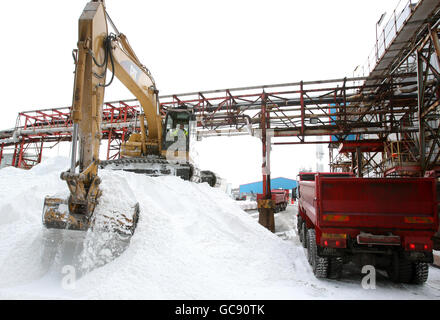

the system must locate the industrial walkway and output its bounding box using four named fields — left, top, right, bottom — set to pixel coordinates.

left=360, top=0, right=440, bottom=87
